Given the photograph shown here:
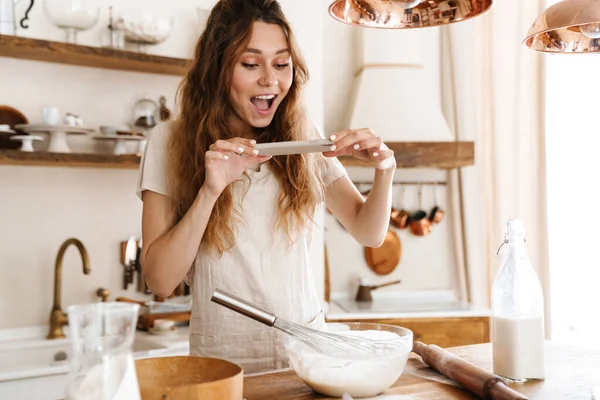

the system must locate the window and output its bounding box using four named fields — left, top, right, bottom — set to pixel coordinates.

left=544, top=0, right=600, bottom=347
